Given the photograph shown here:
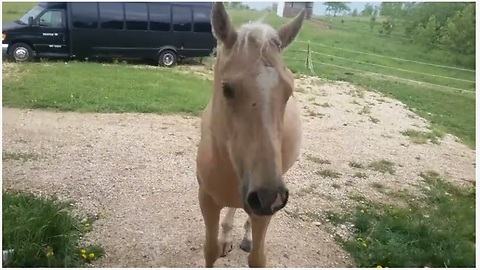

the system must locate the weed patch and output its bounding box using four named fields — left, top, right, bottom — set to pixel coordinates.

left=306, top=154, right=331, bottom=164
left=353, top=172, right=368, bottom=179
left=358, top=105, right=371, bottom=115
left=2, top=151, right=40, bottom=161
left=401, top=128, right=445, bottom=144
left=349, top=161, right=364, bottom=169
left=368, top=160, right=396, bottom=175
left=328, top=172, right=475, bottom=268
left=2, top=192, right=104, bottom=267
left=315, top=169, right=342, bottom=178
